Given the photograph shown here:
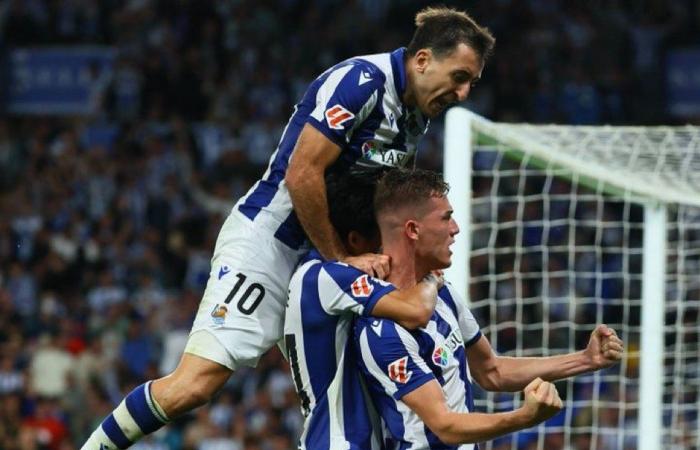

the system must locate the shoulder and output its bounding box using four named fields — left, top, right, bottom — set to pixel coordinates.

left=320, top=56, right=388, bottom=93
left=354, top=316, right=406, bottom=342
